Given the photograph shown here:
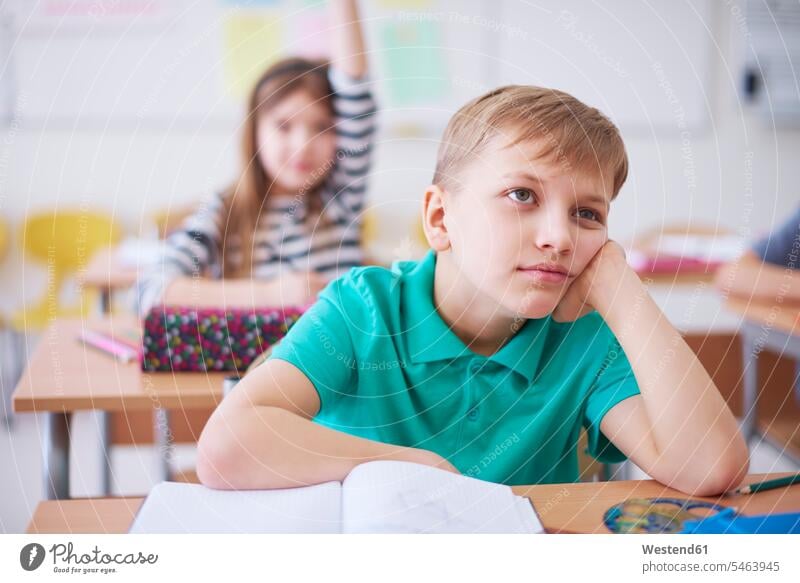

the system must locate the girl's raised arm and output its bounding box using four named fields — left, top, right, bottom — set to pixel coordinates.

left=330, top=0, right=367, bottom=79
